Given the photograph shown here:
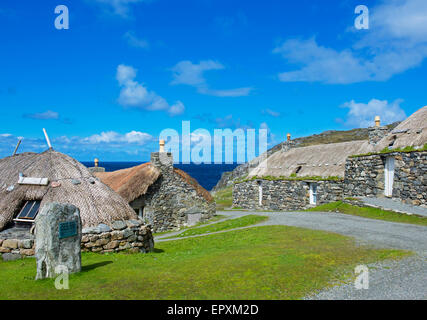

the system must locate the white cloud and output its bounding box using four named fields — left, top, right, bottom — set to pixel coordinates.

left=261, top=108, right=281, bottom=117
left=168, top=101, right=185, bottom=116
left=274, top=0, right=427, bottom=84
left=123, top=31, right=149, bottom=49
left=274, top=38, right=374, bottom=84
left=171, top=60, right=224, bottom=86
left=116, top=64, right=137, bottom=85
left=23, top=110, right=60, bottom=120
left=341, top=99, right=407, bottom=128
left=171, top=60, right=253, bottom=97
left=93, top=0, right=146, bottom=18
left=116, top=64, right=185, bottom=115
left=198, top=87, right=252, bottom=97
left=0, top=130, right=156, bottom=159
